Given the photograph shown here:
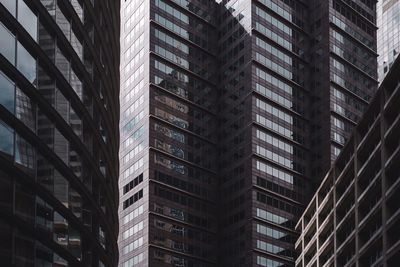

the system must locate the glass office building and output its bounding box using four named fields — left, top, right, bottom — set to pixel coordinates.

left=377, top=0, right=400, bottom=81
left=295, top=55, right=400, bottom=267
left=0, top=0, right=120, bottom=266
left=120, top=0, right=378, bottom=266
left=119, top=0, right=218, bottom=266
